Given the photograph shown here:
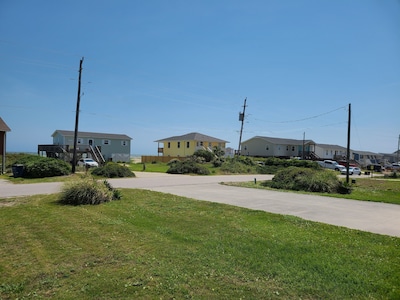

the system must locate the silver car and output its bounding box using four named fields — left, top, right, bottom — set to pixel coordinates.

left=340, top=167, right=361, bottom=175
left=77, top=158, right=99, bottom=167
